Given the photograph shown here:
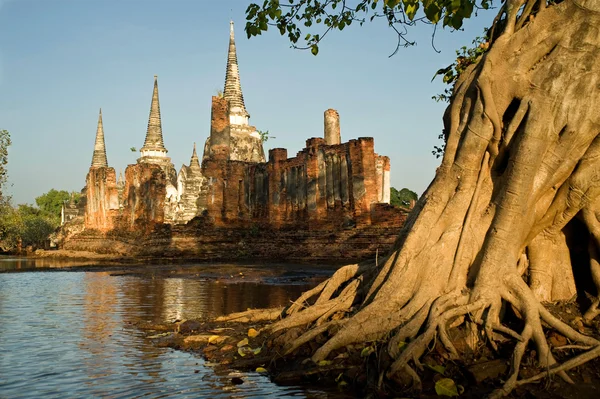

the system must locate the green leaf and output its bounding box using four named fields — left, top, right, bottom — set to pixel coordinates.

left=426, top=364, right=446, bottom=375
left=256, top=367, right=268, bottom=373
left=361, top=346, right=374, bottom=357
left=405, top=3, right=419, bottom=20
left=423, top=4, right=440, bottom=24
left=237, top=338, right=249, bottom=347
left=317, top=360, right=332, bottom=366
left=435, top=378, right=459, bottom=397
left=311, top=44, right=319, bottom=56
left=451, top=0, right=461, bottom=13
